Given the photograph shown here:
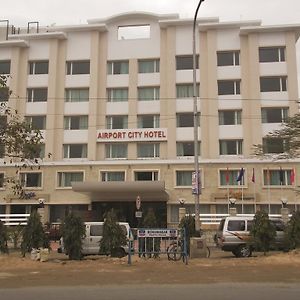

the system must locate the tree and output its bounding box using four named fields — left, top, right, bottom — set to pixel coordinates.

left=100, top=209, right=127, bottom=257
left=0, top=220, right=9, bottom=254
left=142, top=208, right=160, bottom=257
left=253, top=113, right=300, bottom=159
left=284, top=211, right=300, bottom=250
left=250, top=211, right=276, bottom=255
left=21, top=210, right=46, bottom=256
left=61, top=212, right=86, bottom=260
left=0, top=75, right=46, bottom=198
